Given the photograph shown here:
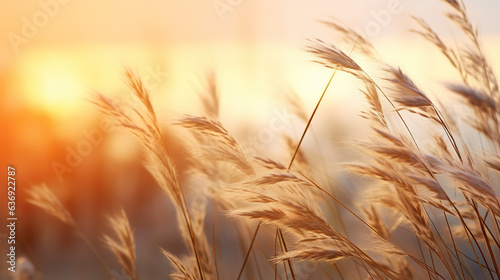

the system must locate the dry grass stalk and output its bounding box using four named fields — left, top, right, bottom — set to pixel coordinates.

left=175, top=115, right=253, bottom=175
left=227, top=177, right=414, bottom=279
left=92, top=68, right=210, bottom=280
left=307, top=39, right=362, bottom=74
left=319, top=19, right=376, bottom=57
